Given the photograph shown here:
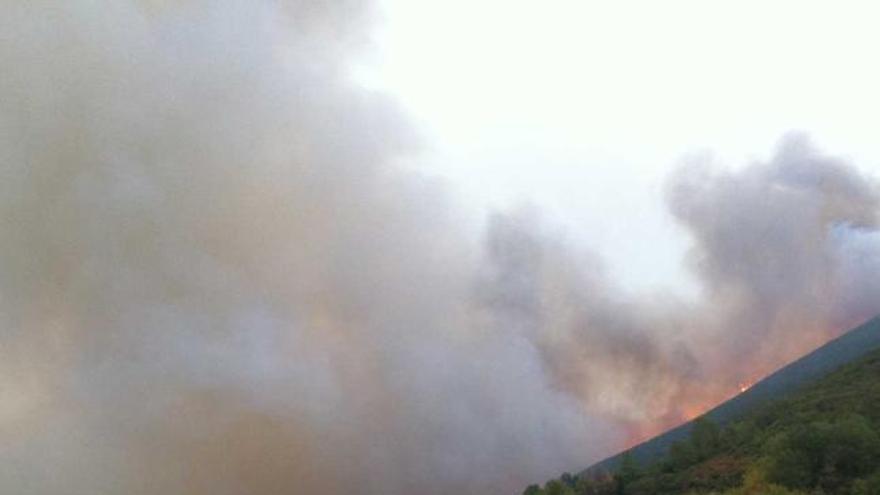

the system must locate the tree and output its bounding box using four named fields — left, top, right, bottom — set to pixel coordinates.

left=576, top=474, right=616, bottom=495
left=666, top=440, right=696, bottom=471
left=765, top=415, right=880, bottom=491
left=853, top=470, right=880, bottom=495
left=691, top=417, right=721, bottom=459
left=823, top=414, right=880, bottom=479
left=722, top=467, right=807, bottom=495
left=765, top=422, right=830, bottom=489
left=614, top=453, right=638, bottom=495
left=523, top=484, right=542, bottom=495
left=544, top=479, right=575, bottom=495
